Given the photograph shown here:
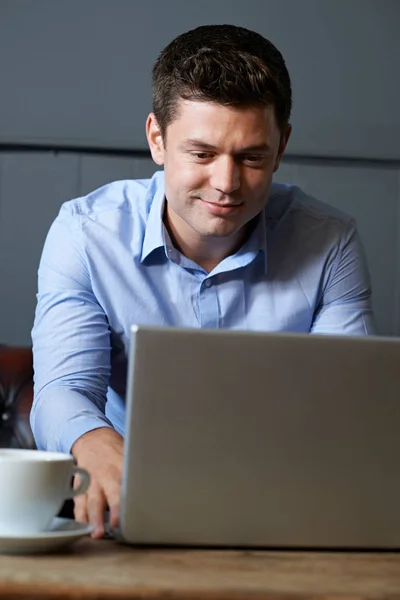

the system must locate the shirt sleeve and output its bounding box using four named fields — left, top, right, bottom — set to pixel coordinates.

left=311, top=221, right=376, bottom=336
left=30, top=205, right=114, bottom=453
